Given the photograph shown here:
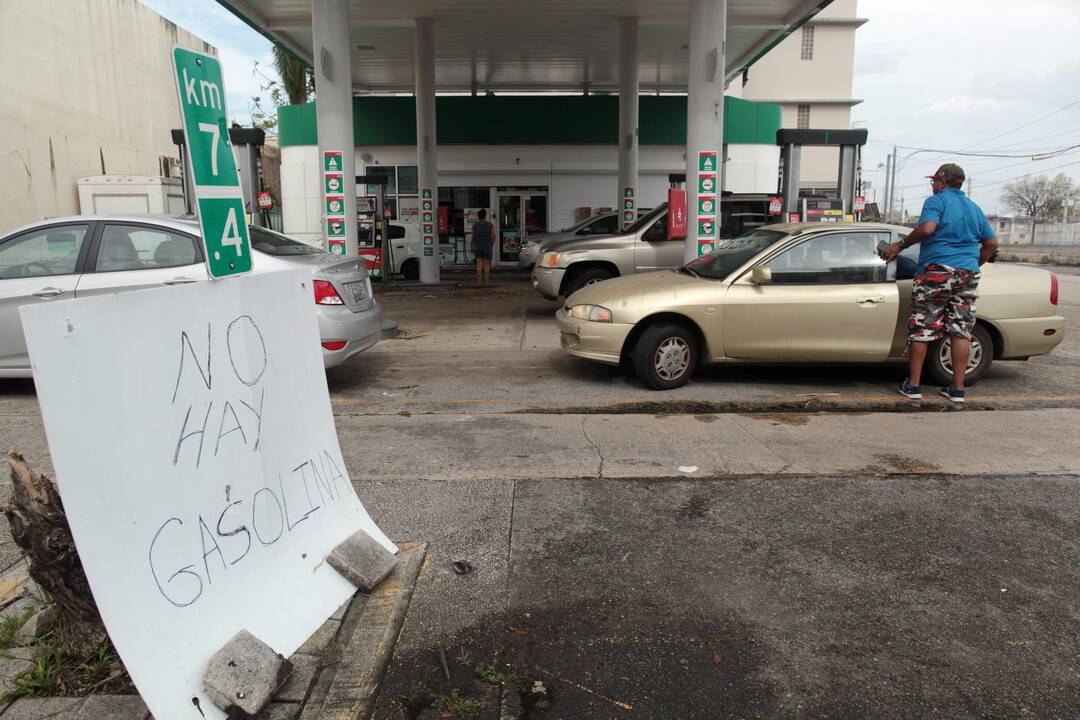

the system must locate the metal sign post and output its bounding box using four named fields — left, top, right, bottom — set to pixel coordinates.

left=172, top=47, right=252, bottom=280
